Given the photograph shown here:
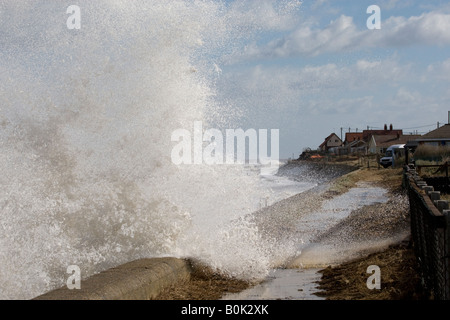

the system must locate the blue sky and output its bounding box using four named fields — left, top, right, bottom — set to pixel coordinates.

left=1, top=0, right=449, bottom=160
left=213, top=0, right=450, bottom=159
